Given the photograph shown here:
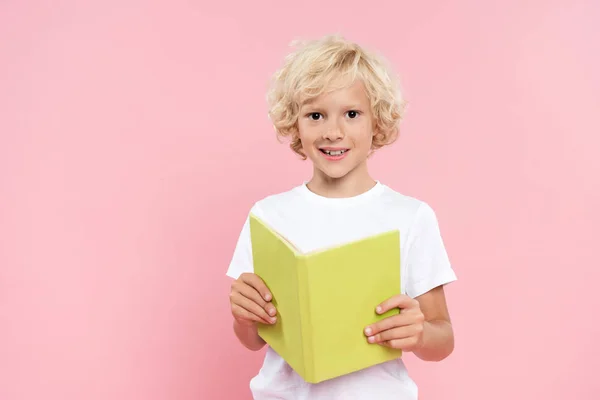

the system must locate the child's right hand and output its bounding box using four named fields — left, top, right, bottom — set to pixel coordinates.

left=229, top=273, right=277, bottom=326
